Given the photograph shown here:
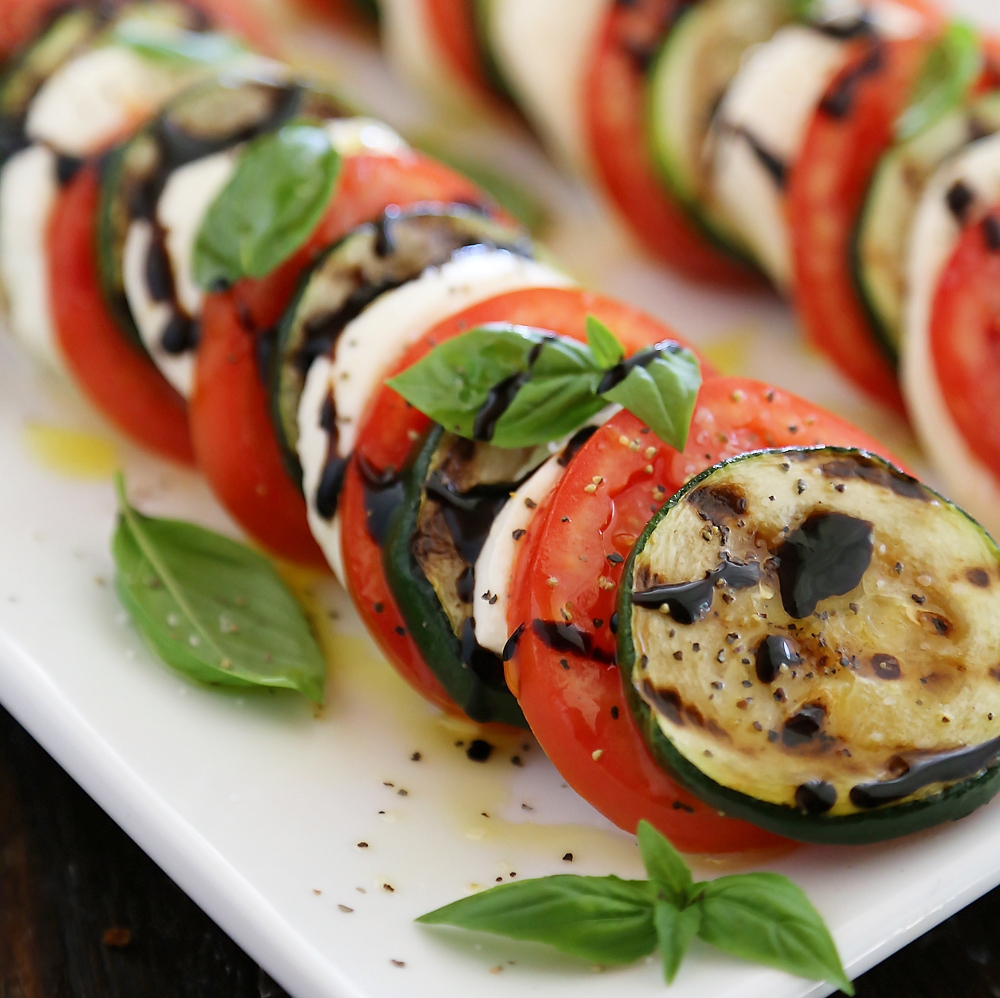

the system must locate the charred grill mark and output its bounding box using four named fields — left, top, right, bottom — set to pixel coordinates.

left=871, top=654, right=902, bottom=680
left=919, top=612, right=953, bottom=637
left=819, top=455, right=927, bottom=500
left=968, top=568, right=991, bottom=588
left=776, top=512, right=874, bottom=618
left=689, top=483, right=748, bottom=527
left=642, top=680, right=684, bottom=725
left=632, top=558, right=761, bottom=625
left=851, top=737, right=1000, bottom=808
left=819, top=43, right=885, bottom=119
